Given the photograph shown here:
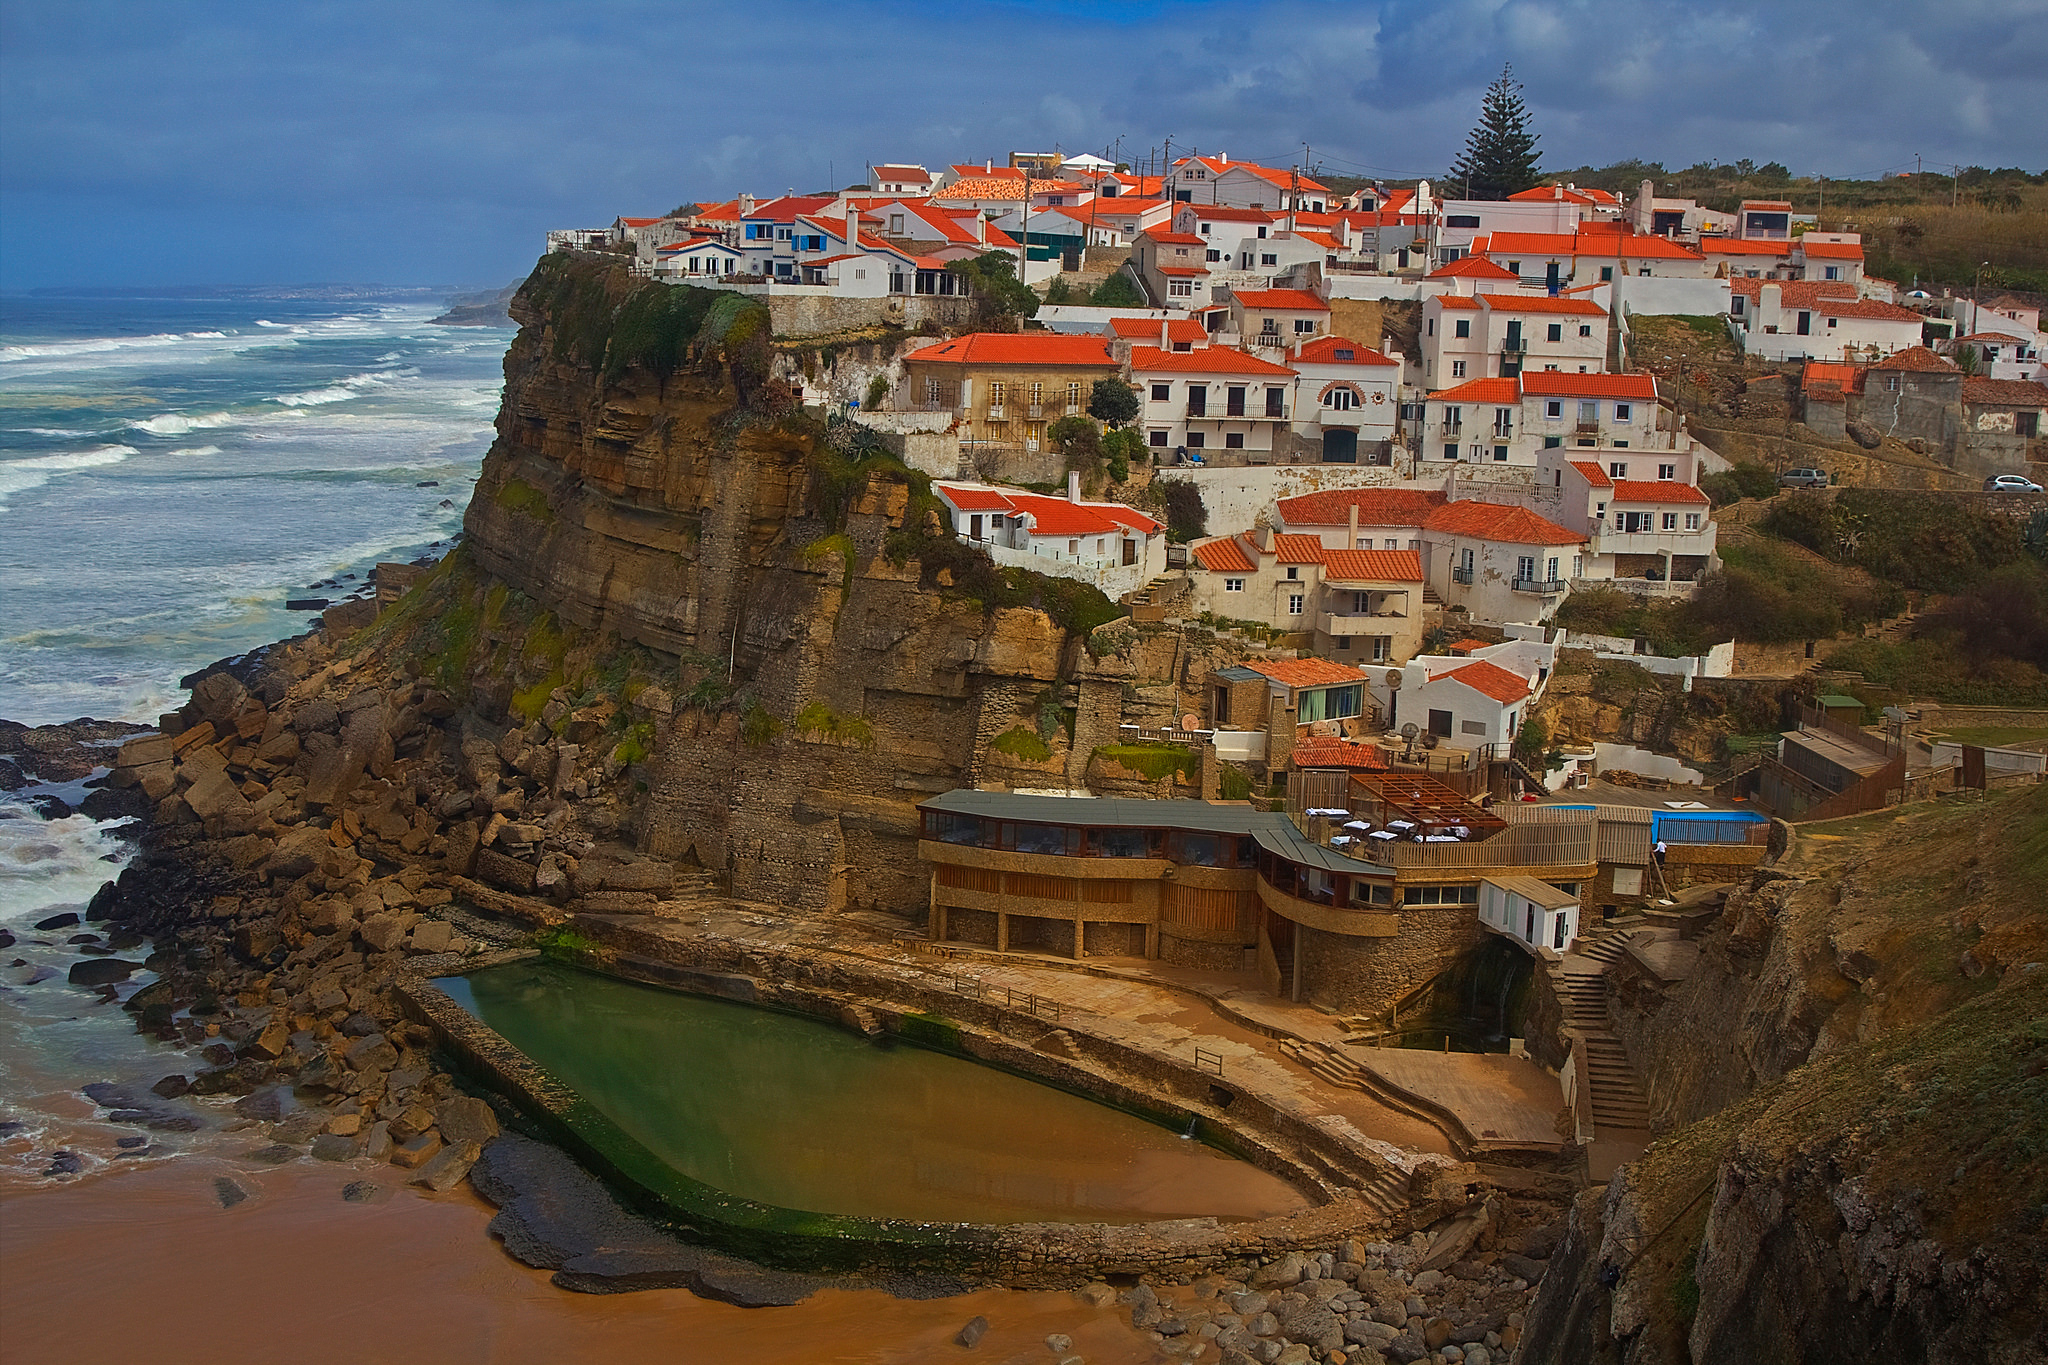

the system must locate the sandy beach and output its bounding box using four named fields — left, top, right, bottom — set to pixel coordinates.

left=0, top=1157, right=1152, bottom=1365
